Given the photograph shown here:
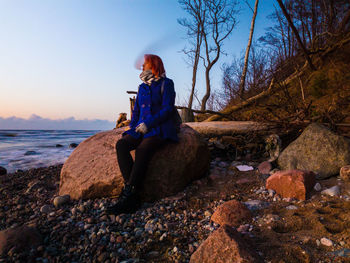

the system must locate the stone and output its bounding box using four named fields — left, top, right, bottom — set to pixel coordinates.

left=40, top=205, right=51, bottom=214
left=266, top=170, right=316, bottom=200
left=258, top=161, right=272, bottom=175
left=340, top=165, right=350, bottom=181
left=211, top=200, right=252, bottom=227
left=244, top=200, right=269, bottom=211
left=69, top=143, right=78, bottom=148
left=53, top=195, right=70, bottom=207
left=0, top=225, right=42, bottom=255
left=314, top=183, right=322, bottom=191
left=189, top=225, right=261, bottom=263
left=320, top=237, right=333, bottom=247
left=59, top=126, right=210, bottom=201
left=0, top=166, right=7, bottom=176
left=278, top=123, right=350, bottom=179
left=321, top=185, right=340, bottom=197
